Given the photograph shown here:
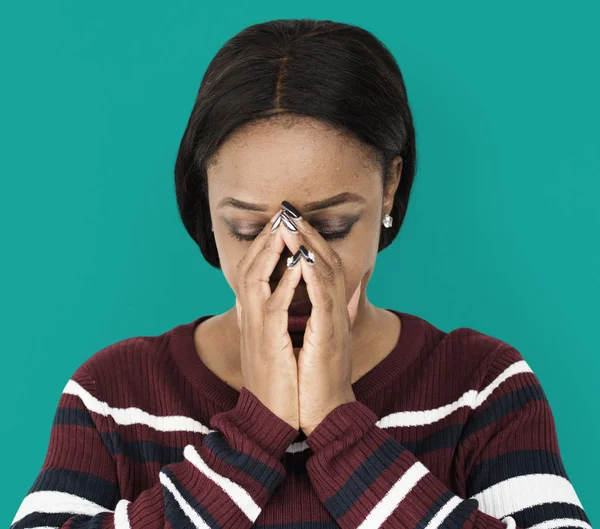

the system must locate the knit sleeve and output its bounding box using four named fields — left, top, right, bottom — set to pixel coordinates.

left=9, top=365, right=299, bottom=529
left=303, top=347, right=592, bottom=529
